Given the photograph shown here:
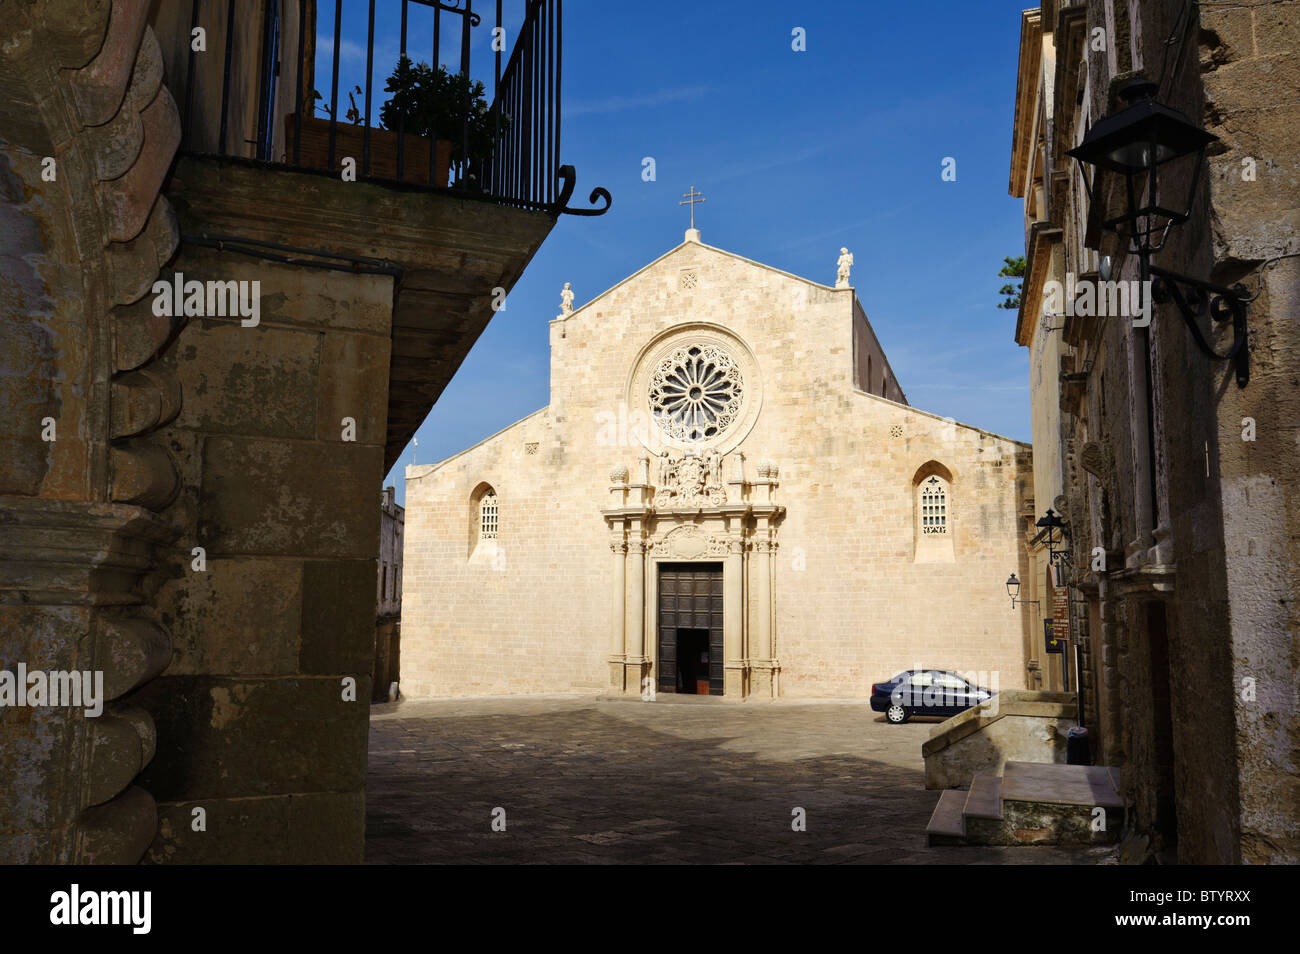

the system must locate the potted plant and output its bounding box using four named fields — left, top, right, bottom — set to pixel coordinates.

left=379, top=55, right=505, bottom=189
left=284, top=56, right=503, bottom=187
